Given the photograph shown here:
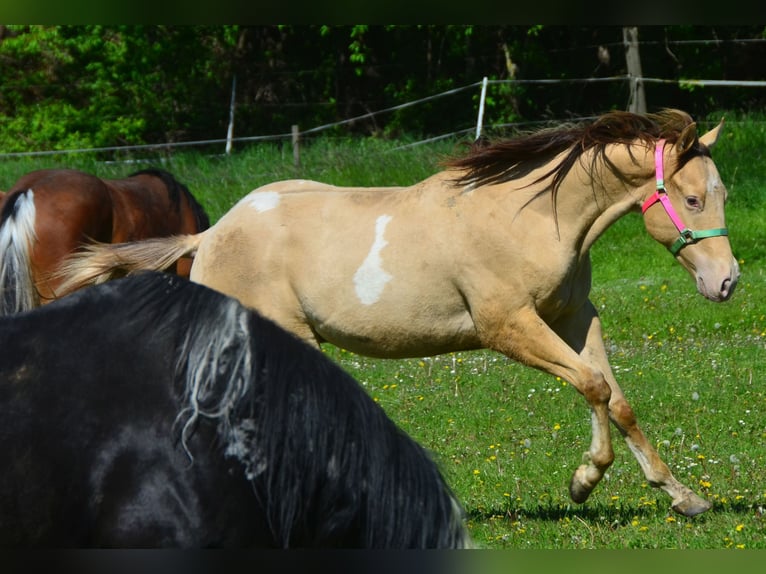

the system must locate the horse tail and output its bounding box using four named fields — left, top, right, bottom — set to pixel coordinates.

left=54, top=232, right=207, bottom=298
left=0, top=190, right=39, bottom=315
